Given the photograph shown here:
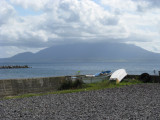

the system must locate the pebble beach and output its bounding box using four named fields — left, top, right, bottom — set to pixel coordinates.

left=0, top=83, right=160, bottom=120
